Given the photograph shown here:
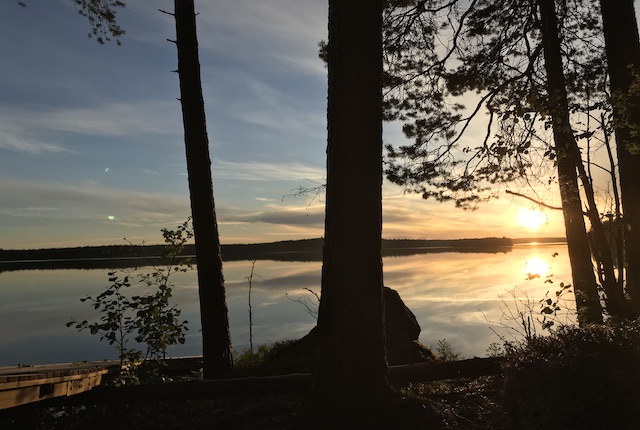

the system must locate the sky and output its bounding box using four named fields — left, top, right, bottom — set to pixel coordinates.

left=0, top=0, right=567, bottom=250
